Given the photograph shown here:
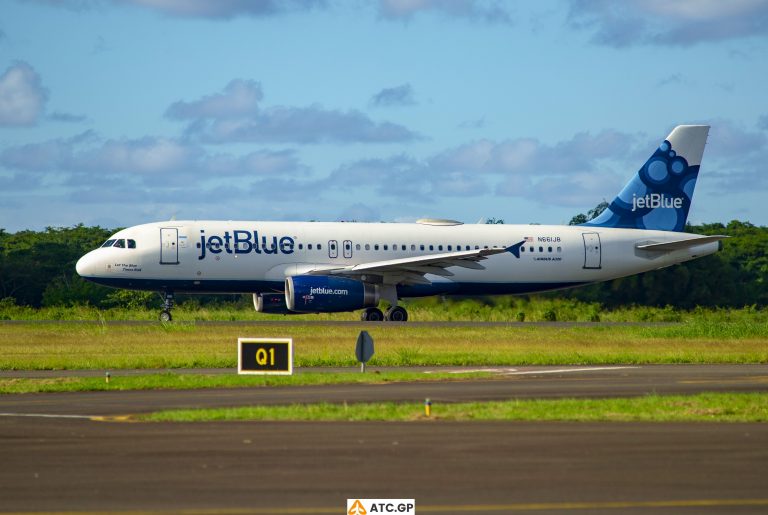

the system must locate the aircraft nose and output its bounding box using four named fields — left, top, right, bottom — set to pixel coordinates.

left=76, top=251, right=97, bottom=277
